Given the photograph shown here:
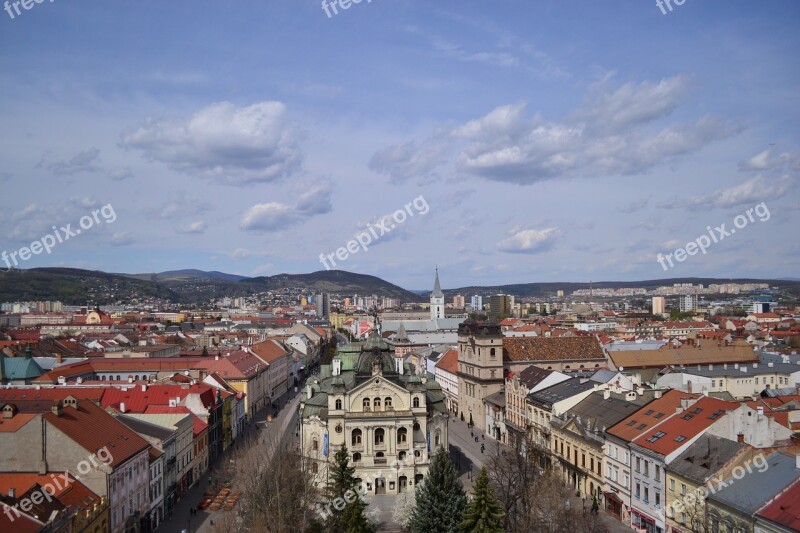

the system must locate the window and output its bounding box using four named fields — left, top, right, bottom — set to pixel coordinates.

left=490, top=348, right=496, bottom=358
left=644, top=487, right=649, bottom=503
left=627, top=419, right=637, bottom=427
left=636, top=457, right=641, bottom=472
left=644, top=409, right=654, bottom=415
left=385, top=397, right=392, bottom=409
left=435, top=431, right=441, bottom=447
left=644, top=461, right=649, bottom=477
left=635, top=483, right=641, bottom=499
left=680, top=483, right=686, bottom=495
left=375, top=428, right=385, bottom=445
left=637, top=423, right=647, bottom=430
left=352, top=429, right=362, bottom=446
left=335, top=399, right=342, bottom=410
left=674, top=435, right=687, bottom=443
left=413, top=422, right=420, bottom=431
left=654, top=412, right=665, bottom=419
left=647, top=431, right=666, bottom=443
left=655, top=491, right=660, bottom=506
left=312, top=438, right=318, bottom=451
left=413, top=397, right=420, bottom=408
left=363, top=398, right=371, bottom=411
left=398, top=427, right=407, bottom=444
left=374, top=397, right=382, bottom=411
left=670, top=479, right=675, bottom=491
left=655, top=467, right=660, bottom=481
left=353, top=453, right=361, bottom=462
left=680, top=512, right=686, bottom=524
left=582, top=453, right=586, bottom=467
